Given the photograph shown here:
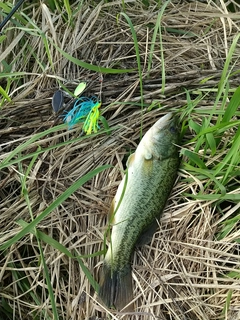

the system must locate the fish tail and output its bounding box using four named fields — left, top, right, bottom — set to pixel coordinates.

left=98, top=261, right=133, bottom=311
